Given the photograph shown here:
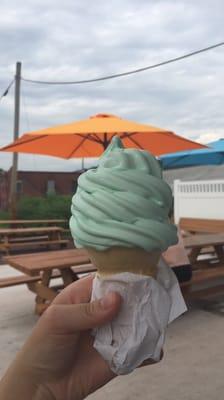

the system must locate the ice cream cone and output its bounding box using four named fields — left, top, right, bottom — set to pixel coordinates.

left=86, top=246, right=160, bottom=278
